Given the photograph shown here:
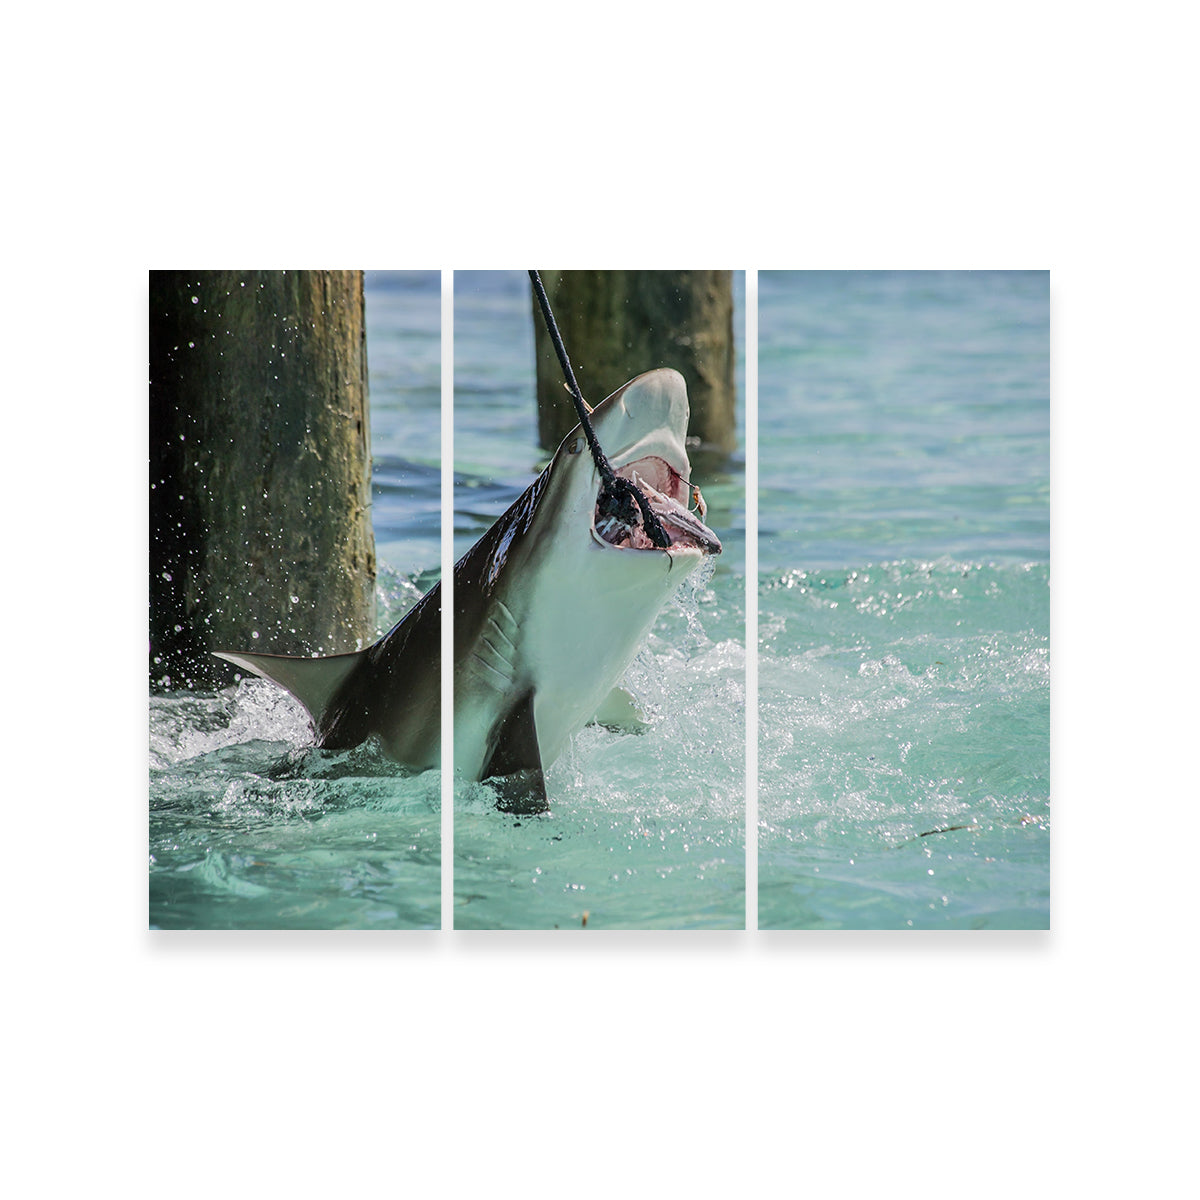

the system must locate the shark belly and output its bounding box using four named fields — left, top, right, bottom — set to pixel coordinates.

left=453, top=531, right=705, bottom=786
left=524, top=568, right=681, bottom=767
